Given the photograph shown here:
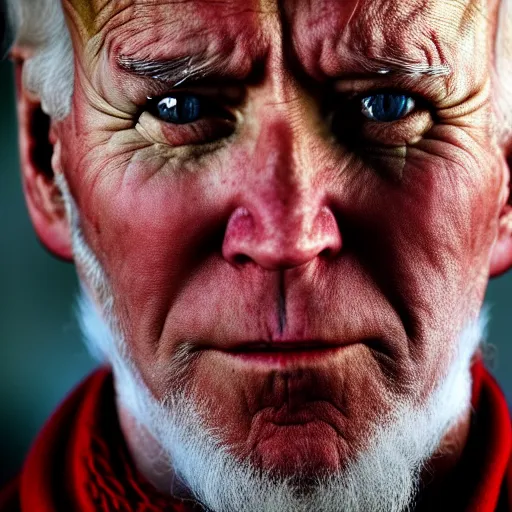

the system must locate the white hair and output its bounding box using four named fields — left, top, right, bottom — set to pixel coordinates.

left=6, top=0, right=73, bottom=119
left=54, top=170, right=486, bottom=512
left=5, top=0, right=512, bottom=141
